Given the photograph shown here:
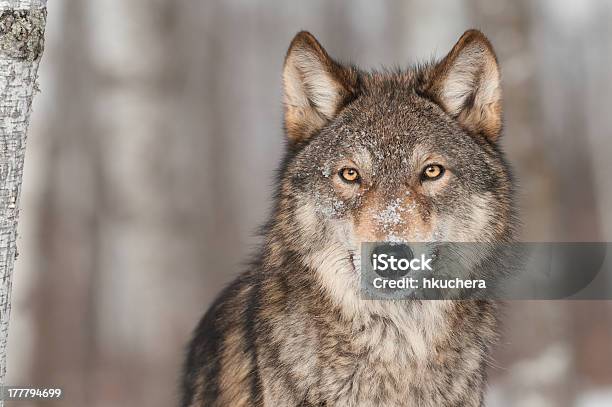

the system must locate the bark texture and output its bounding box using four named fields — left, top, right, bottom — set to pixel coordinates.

left=0, top=0, right=45, bottom=401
